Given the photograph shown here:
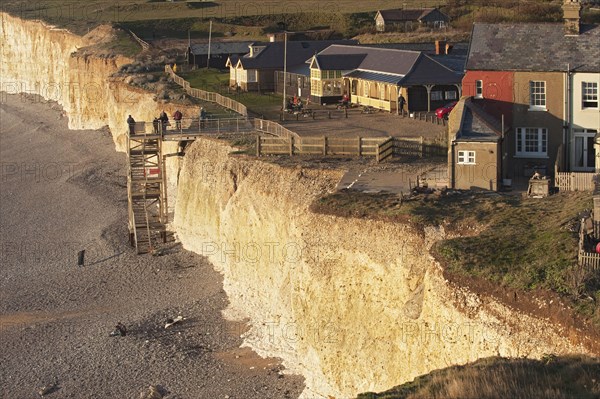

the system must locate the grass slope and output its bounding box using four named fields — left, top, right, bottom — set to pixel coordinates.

left=357, top=355, right=600, bottom=399
left=311, top=190, right=600, bottom=325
